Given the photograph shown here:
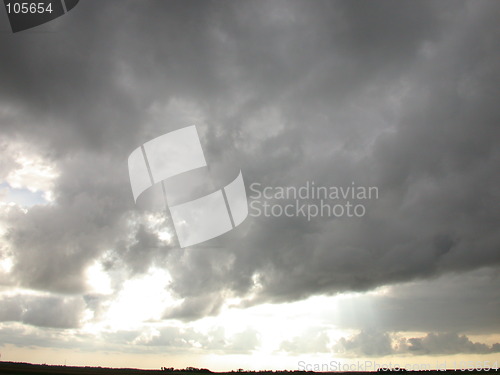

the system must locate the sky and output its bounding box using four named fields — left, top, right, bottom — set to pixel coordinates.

left=0, top=0, right=499, bottom=371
